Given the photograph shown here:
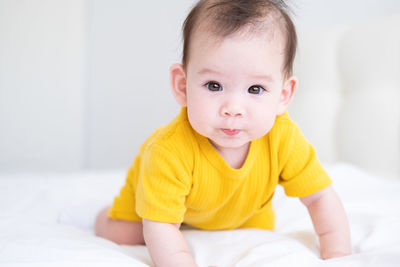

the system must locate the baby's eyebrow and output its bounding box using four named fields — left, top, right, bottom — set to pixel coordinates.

left=250, top=74, right=274, bottom=83
left=197, top=68, right=222, bottom=76
left=197, top=68, right=274, bottom=83
left=197, top=68, right=274, bottom=82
